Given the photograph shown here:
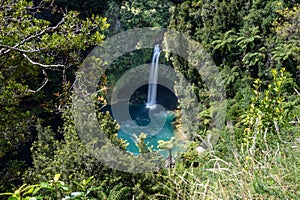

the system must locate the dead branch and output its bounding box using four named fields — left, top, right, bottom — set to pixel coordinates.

left=294, top=87, right=300, bottom=96
left=26, top=70, right=48, bottom=93
left=0, top=44, right=45, bottom=54
left=22, top=53, right=64, bottom=68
